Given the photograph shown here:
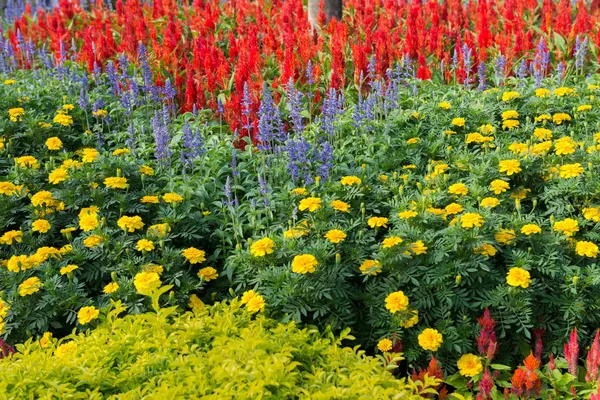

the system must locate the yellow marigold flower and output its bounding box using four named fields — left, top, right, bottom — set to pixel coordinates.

left=117, top=215, right=144, bottom=232
left=448, top=183, right=468, bottom=196
left=55, top=341, right=78, bottom=358
left=241, top=290, right=257, bottom=304
left=461, top=212, right=484, bottom=229
left=340, top=176, right=362, bottom=185
left=4, top=79, right=16, bottom=85
left=521, top=224, right=541, bottom=235
left=0, top=229, right=22, bottom=245
left=509, top=142, right=528, bottom=154
left=19, top=277, right=42, bottom=296
left=426, top=207, right=445, bottom=215
left=299, top=197, right=322, bottom=212
left=330, top=200, right=350, bottom=212
left=7, top=254, right=31, bottom=272
left=495, top=229, right=516, bottom=245
left=53, top=111, right=73, bottom=126
left=445, top=130, right=457, bottom=136
left=142, top=264, right=164, bottom=275
left=577, top=104, right=592, bottom=112
left=479, top=124, right=494, bottom=134
left=32, top=219, right=51, bottom=233
left=103, top=282, right=119, bottom=294
left=15, top=155, right=39, bottom=169
left=250, top=238, right=275, bottom=257
left=559, top=163, right=584, bottom=179
left=182, top=247, right=206, bottom=263
left=202, top=211, right=211, bottom=216
left=474, top=243, right=497, bottom=257
left=359, top=260, right=381, bottom=275
left=501, top=110, right=519, bottom=120
left=39, top=332, right=52, bottom=348
left=188, top=294, right=204, bottom=312
left=104, top=176, right=128, bottom=189
left=418, top=328, right=443, bottom=351
left=407, top=137, right=420, bottom=144
left=398, top=210, right=418, bottom=219
left=382, top=236, right=403, bottom=248
left=45, top=137, right=63, bottom=150
left=451, top=117, right=466, bottom=127
left=533, top=127, right=552, bottom=140
left=553, top=113, right=571, bottom=125
left=403, top=164, right=417, bottom=169
left=61, top=227, right=76, bottom=235
left=444, top=203, right=464, bottom=215
left=8, top=107, right=24, bottom=122
left=283, top=228, right=307, bottom=239
left=410, top=240, right=428, bottom=255
left=48, top=167, right=69, bottom=184
left=163, top=192, right=183, bottom=203
left=400, top=311, right=419, bottom=328
left=92, top=109, right=108, bottom=118
left=535, top=114, right=552, bottom=122
left=576, top=241, right=598, bottom=258
left=502, top=91, right=520, bottom=101
left=367, top=216, right=389, bottom=228
left=377, top=338, right=393, bottom=352
left=290, top=188, right=307, bottom=196
left=553, top=87, right=575, bottom=97
left=531, top=141, right=552, bottom=155
left=554, top=137, right=577, bottom=155
left=246, top=293, right=265, bottom=313
left=480, top=197, right=500, bottom=208
left=112, top=148, right=130, bottom=156
left=148, top=223, right=170, bottom=238
left=136, top=239, right=154, bottom=252
left=79, top=206, right=99, bottom=218
left=457, top=354, right=483, bottom=377
left=324, top=229, right=346, bottom=244
left=81, top=148, right=100, bottom=163
left=535, top=88, right=551, bottom=98
left=83, top=234, right=104, bottom=248
left=553, top=218, right=579, bottom=237
left=198, top=267, right=219, bottom=281
left=141, top=195, right=159, bottom=204
left=139, top=165, right=154, bottom=175
left=0, top=181, right=17, bottom=196
left=60, top=244, right=73, bottom=253
left=385, top=291, right=409, bottom=313
left=60, top=264, right=78, bottom=275
left=583, top=207, right=600, bottom=222
left=134, top=271, right=161, bottom=295
left=438, top=101, right=451, bottom=109
left=506, top=267, right=531, bottom=288
left=291, top=254, right=318, bottom=274
left=77, top=305, right=100, bottom=325
left=489, top=179, right=509, bottom=194
left=498, top=159, right=522, bottom=176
